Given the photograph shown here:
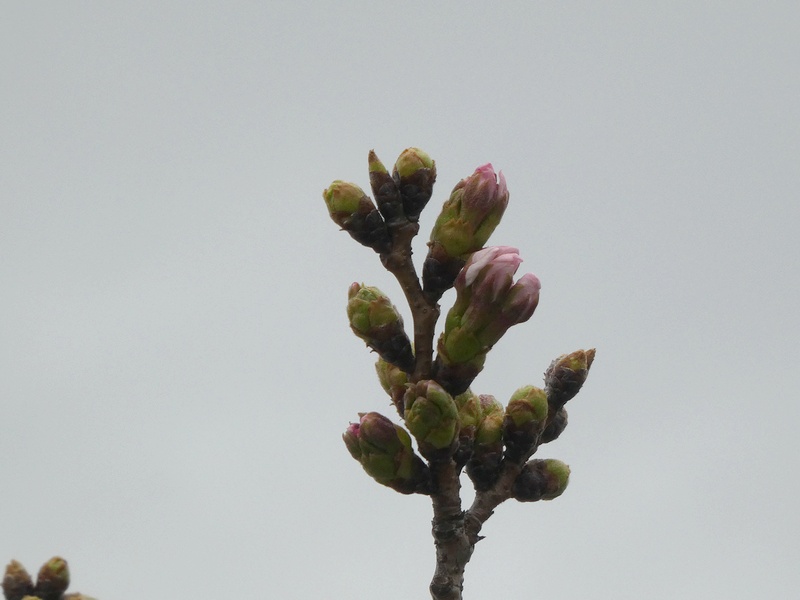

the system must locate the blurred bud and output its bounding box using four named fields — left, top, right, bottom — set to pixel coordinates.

left=433, top=247, right=540, bottom=396
left=512, top=459, right=570, bottom=502
left=323, top=181, right=391, bottom=253
left=503, top=385, right=548, bottom=462
left=343, top=412, right=430, bottom=494
left=3, top=561, right=34, bottom=600
left=368, top=150, right=406, bottom=230
left=423, top=164, right=509, bottom=300
left=545, top=348, right=596, bottom=411
left=392, top=148, right=437, bottom=221
left=403, top=380, right=459, bottom=459
left=540, top=407, right=568, bottom=444
left=347, top=283, right=415, bottom=372
left=375, top=356, right=409, bottom=414
left=35, top=557, right=70, bottom=600
left=466, top=395, right=505, bottom=490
